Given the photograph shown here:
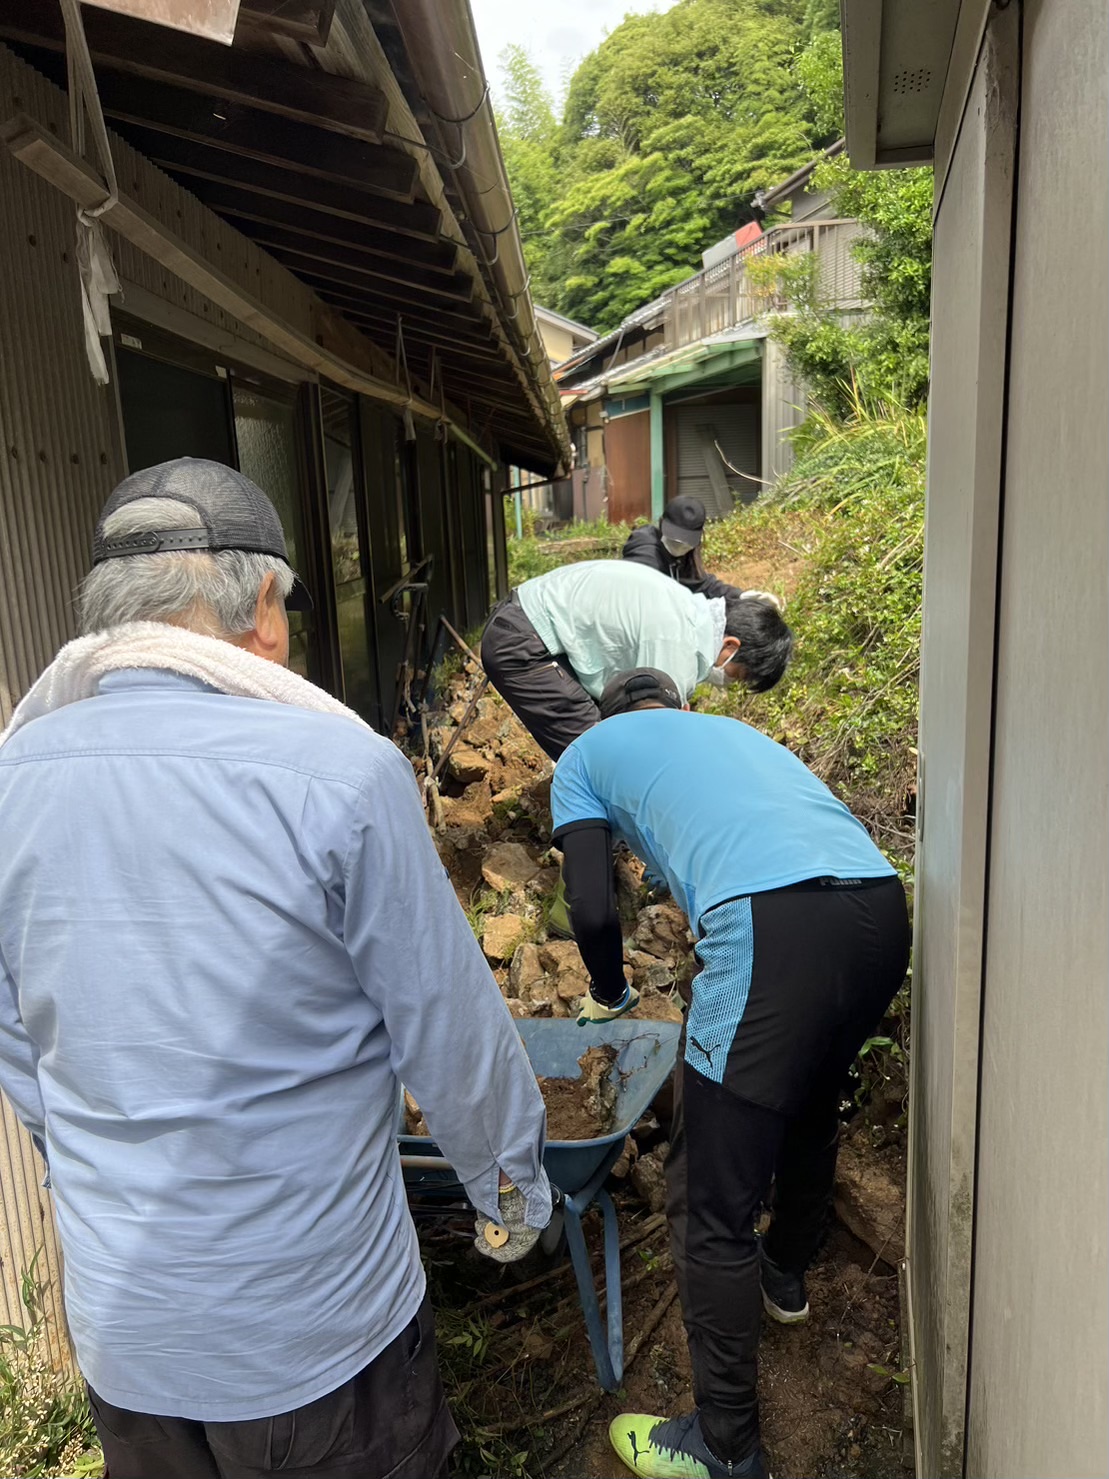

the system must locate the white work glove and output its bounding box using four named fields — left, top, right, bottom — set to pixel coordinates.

left=740, top=589, right=784, bottom=613
left=473, top=1183, right=542, bottom=1264
left=577, top=983, right=640, bottom=1026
